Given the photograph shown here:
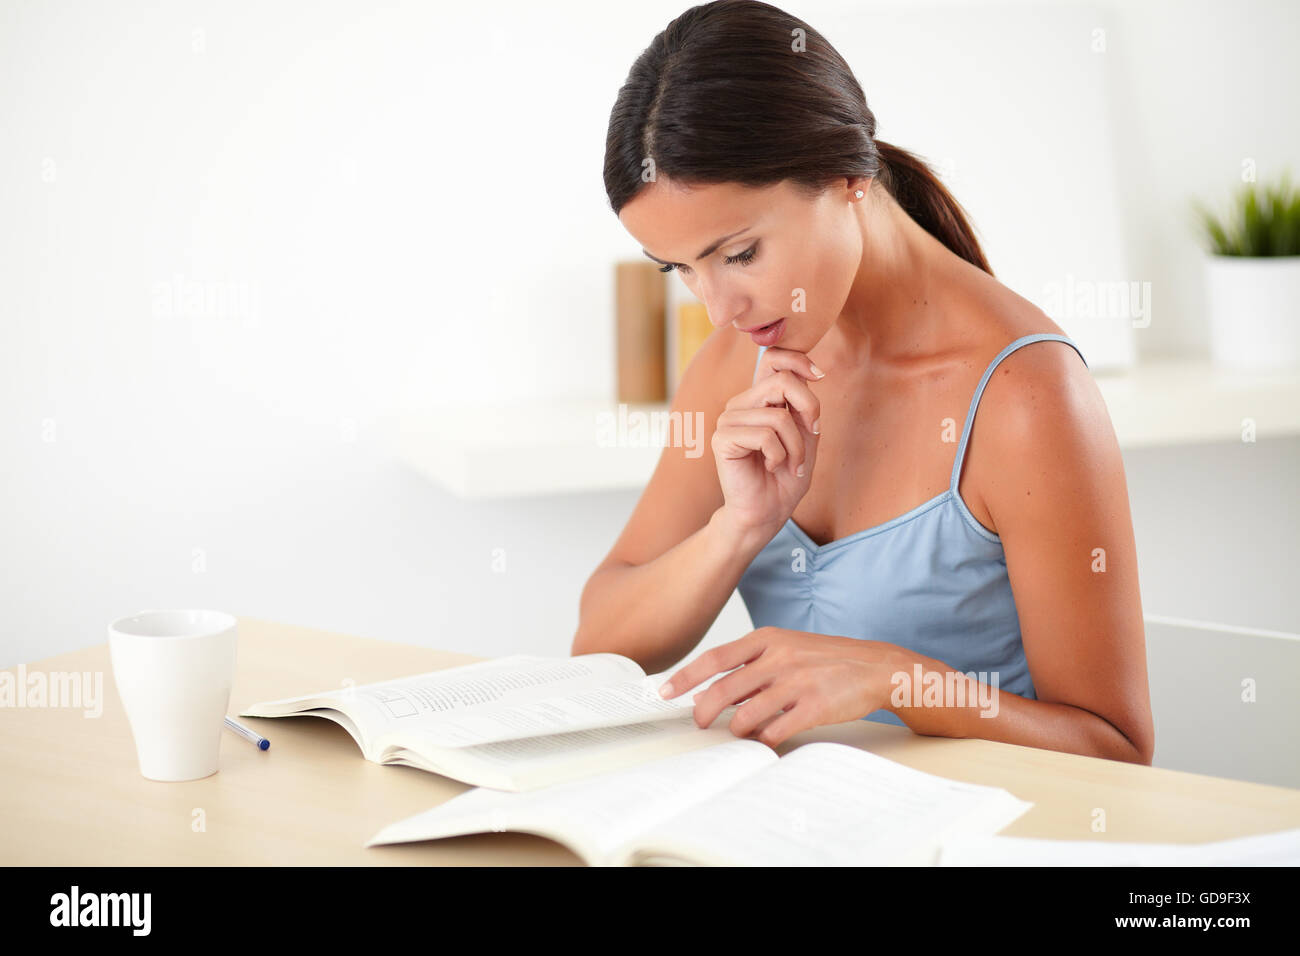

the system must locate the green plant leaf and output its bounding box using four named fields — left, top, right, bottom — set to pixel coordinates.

left=1192, top=198, right=1233, bottom=255
left=1193, top=171, right=1300, bottom=256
